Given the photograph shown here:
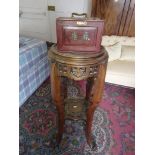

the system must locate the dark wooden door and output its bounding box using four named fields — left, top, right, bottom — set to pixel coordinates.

left=91, top=0, right=135, bottom=36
